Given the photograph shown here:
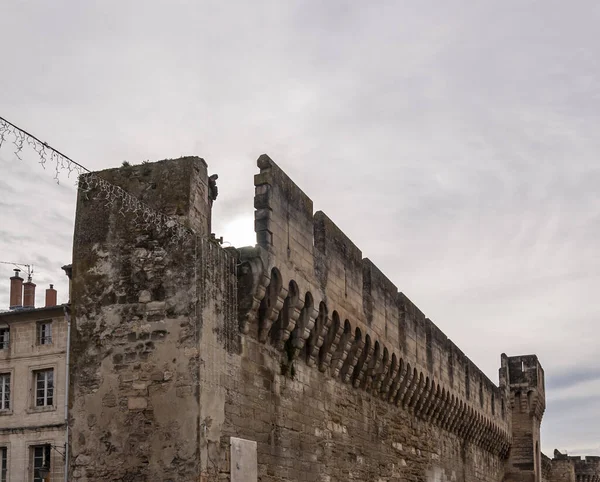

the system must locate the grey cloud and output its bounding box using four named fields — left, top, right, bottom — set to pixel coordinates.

left=548, top=394, right=599, bottom=414
left=547, top=368, right=600, bottom=393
